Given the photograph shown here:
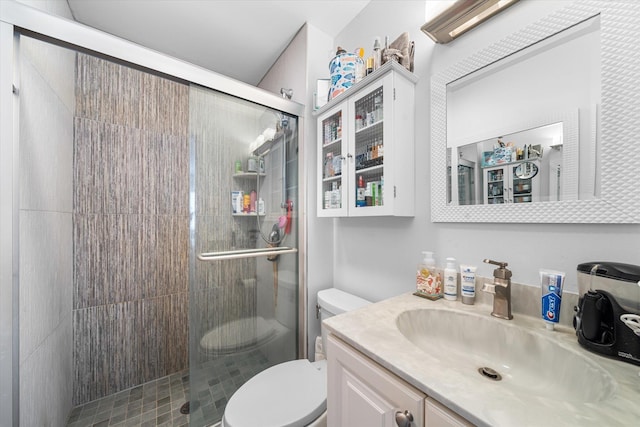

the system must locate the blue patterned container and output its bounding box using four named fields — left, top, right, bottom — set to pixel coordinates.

left=329, top=53, right=361, bottom=100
